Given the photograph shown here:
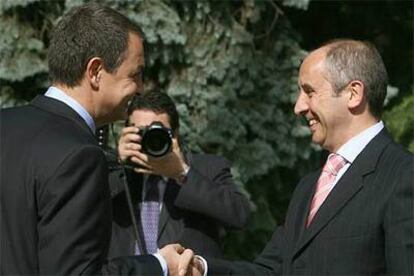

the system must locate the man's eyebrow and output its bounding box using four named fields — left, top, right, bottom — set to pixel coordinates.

left=135, top=65, right=145, bottom=72
left=129, top=66, right=144, bottom=77
left=301, top=83, right=314, bottom=91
